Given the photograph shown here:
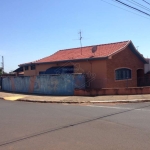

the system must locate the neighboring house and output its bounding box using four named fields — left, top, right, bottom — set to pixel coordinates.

left=144, top=58, right=150, bottom=74
left=141, top=58, right=150, bottom=86
left=18, top=40, right=148, bottom=88
left=13, top=67, right=24, bottom=76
